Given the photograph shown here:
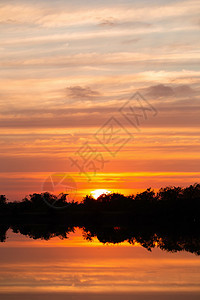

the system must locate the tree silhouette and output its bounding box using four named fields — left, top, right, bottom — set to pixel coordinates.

left=0, top=183, right=200, bottom=254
